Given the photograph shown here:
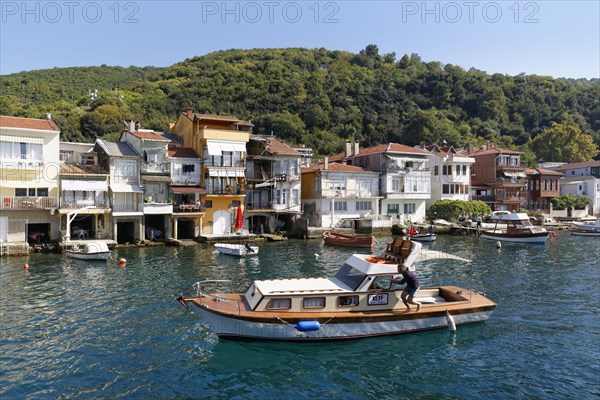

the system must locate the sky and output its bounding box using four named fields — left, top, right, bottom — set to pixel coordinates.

left=1, top=0, right=599, bottom=78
